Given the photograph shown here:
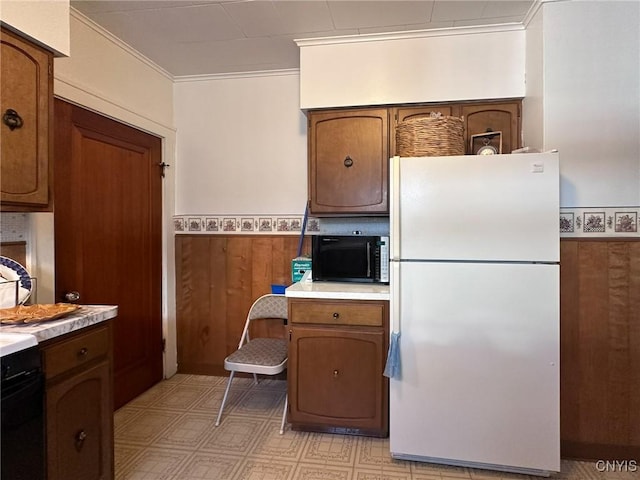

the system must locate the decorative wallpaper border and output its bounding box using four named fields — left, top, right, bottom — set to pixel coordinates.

left=560, top=207, right=639, bottom=238
left=174, top=208, right=640, bottom=238
left=173, top=215, right=320, bottom=234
